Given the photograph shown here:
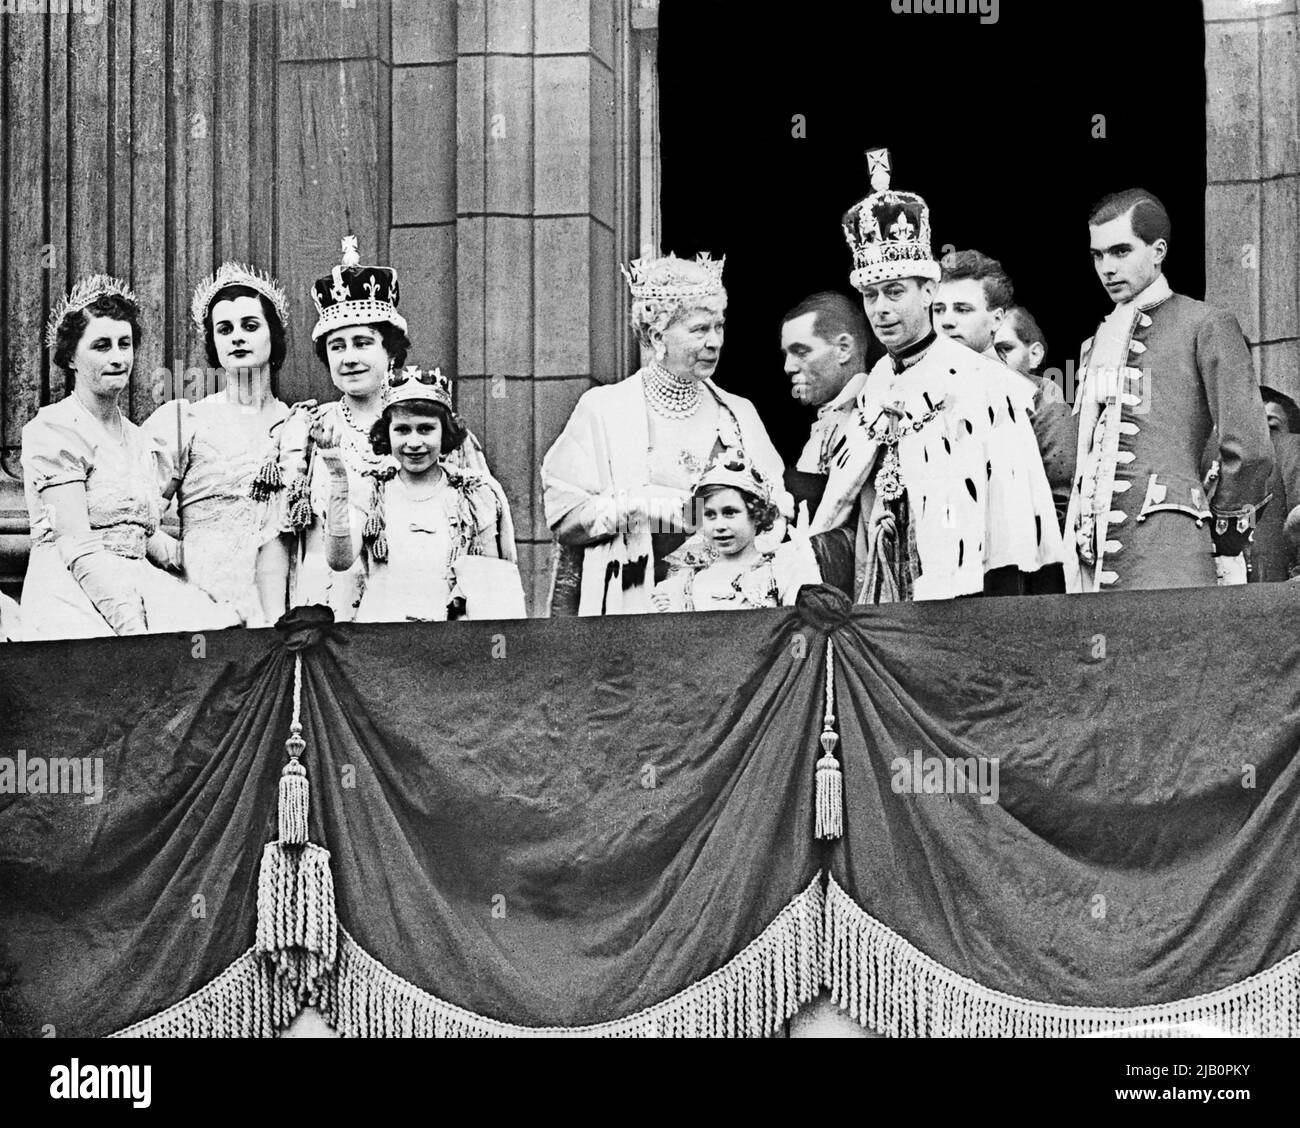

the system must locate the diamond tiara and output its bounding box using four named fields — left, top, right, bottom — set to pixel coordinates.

left=45, top=274, right=137, bottom=350
left=621, top=252, right=726, bottom=304
left=190, top=261, right=290, bottom=333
